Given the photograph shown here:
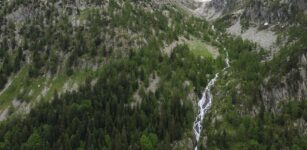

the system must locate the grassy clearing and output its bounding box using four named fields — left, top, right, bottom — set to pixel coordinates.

left=0, top=66, right=103, bottom=110
left=187, top=40, right=213, bottom=59
left=43, top=69, right=97, bottom=101
left=0, top=66, right=29, bottom=109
